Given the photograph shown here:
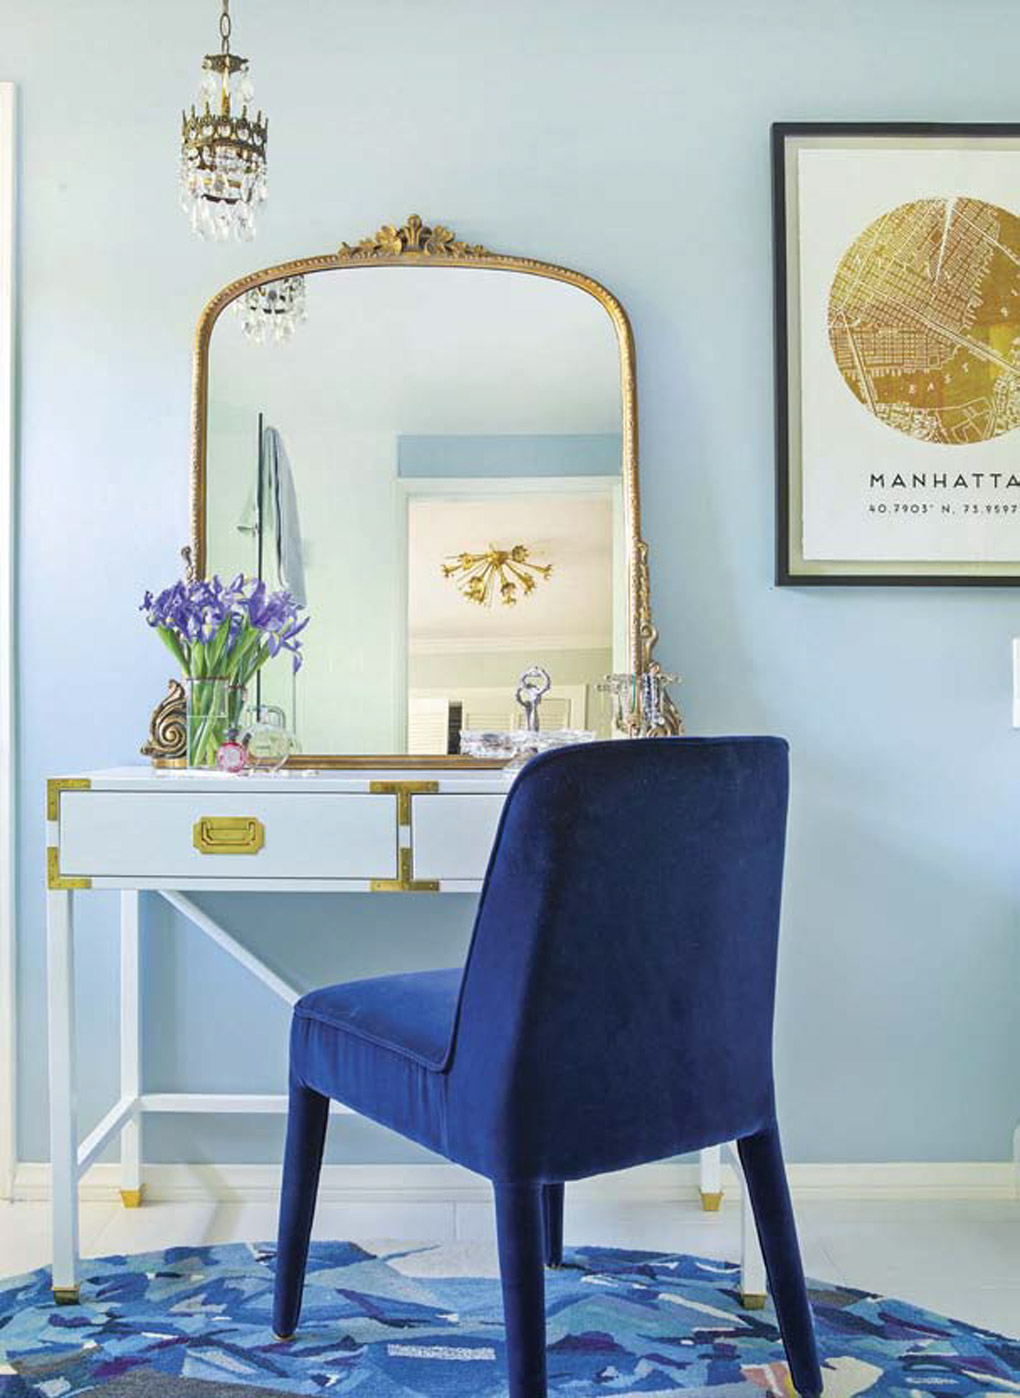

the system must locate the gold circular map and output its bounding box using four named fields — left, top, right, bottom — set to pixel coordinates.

left=828, top=196, right=1020, bottom=444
